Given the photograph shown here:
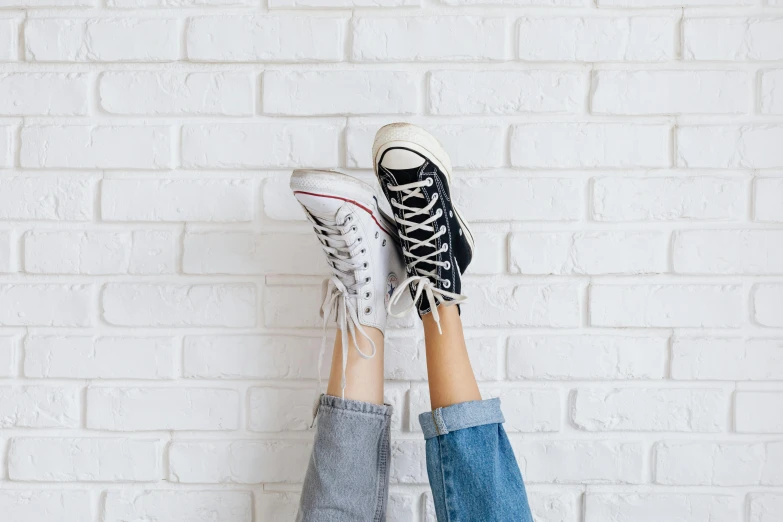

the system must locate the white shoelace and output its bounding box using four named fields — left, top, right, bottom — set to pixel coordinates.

left=385, top=178, right=466, bottom=333
left=307, top=212, right=376, bottom=399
